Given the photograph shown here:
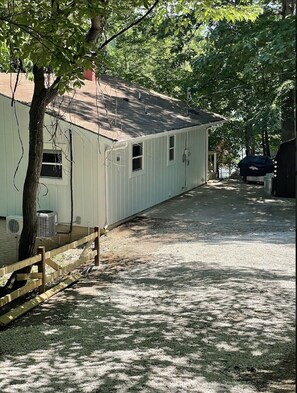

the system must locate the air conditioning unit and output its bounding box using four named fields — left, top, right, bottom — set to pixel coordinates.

left=37, top=210, right=57, bottom=237
left=6, top=215, right=23, bottom=235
